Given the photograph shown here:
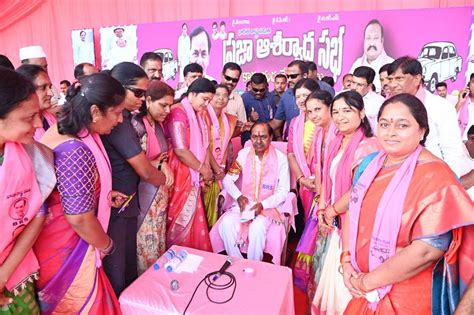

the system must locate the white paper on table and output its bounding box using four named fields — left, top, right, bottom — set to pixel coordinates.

left=174, top=253, right=204, bottom=273
left=241, top=205, right=255, bottom=222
